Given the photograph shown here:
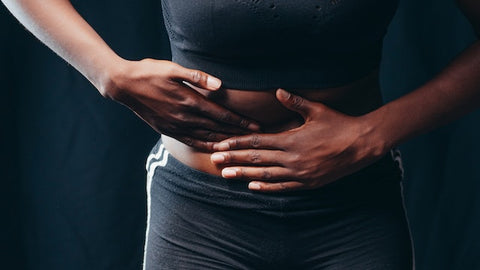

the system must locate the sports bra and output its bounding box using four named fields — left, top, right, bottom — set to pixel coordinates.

left=161, top=0, right=399, bottom=90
